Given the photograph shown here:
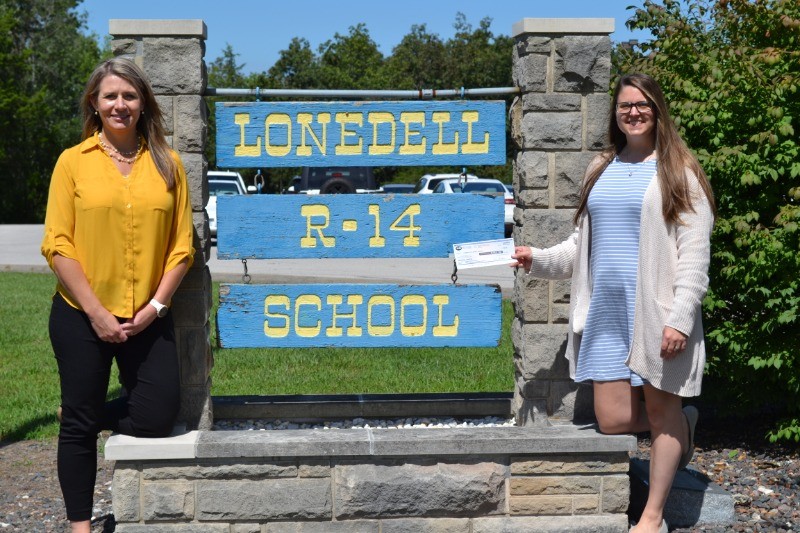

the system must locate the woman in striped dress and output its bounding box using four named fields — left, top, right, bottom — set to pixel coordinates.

left=512, top=73, right=715, bottom=533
